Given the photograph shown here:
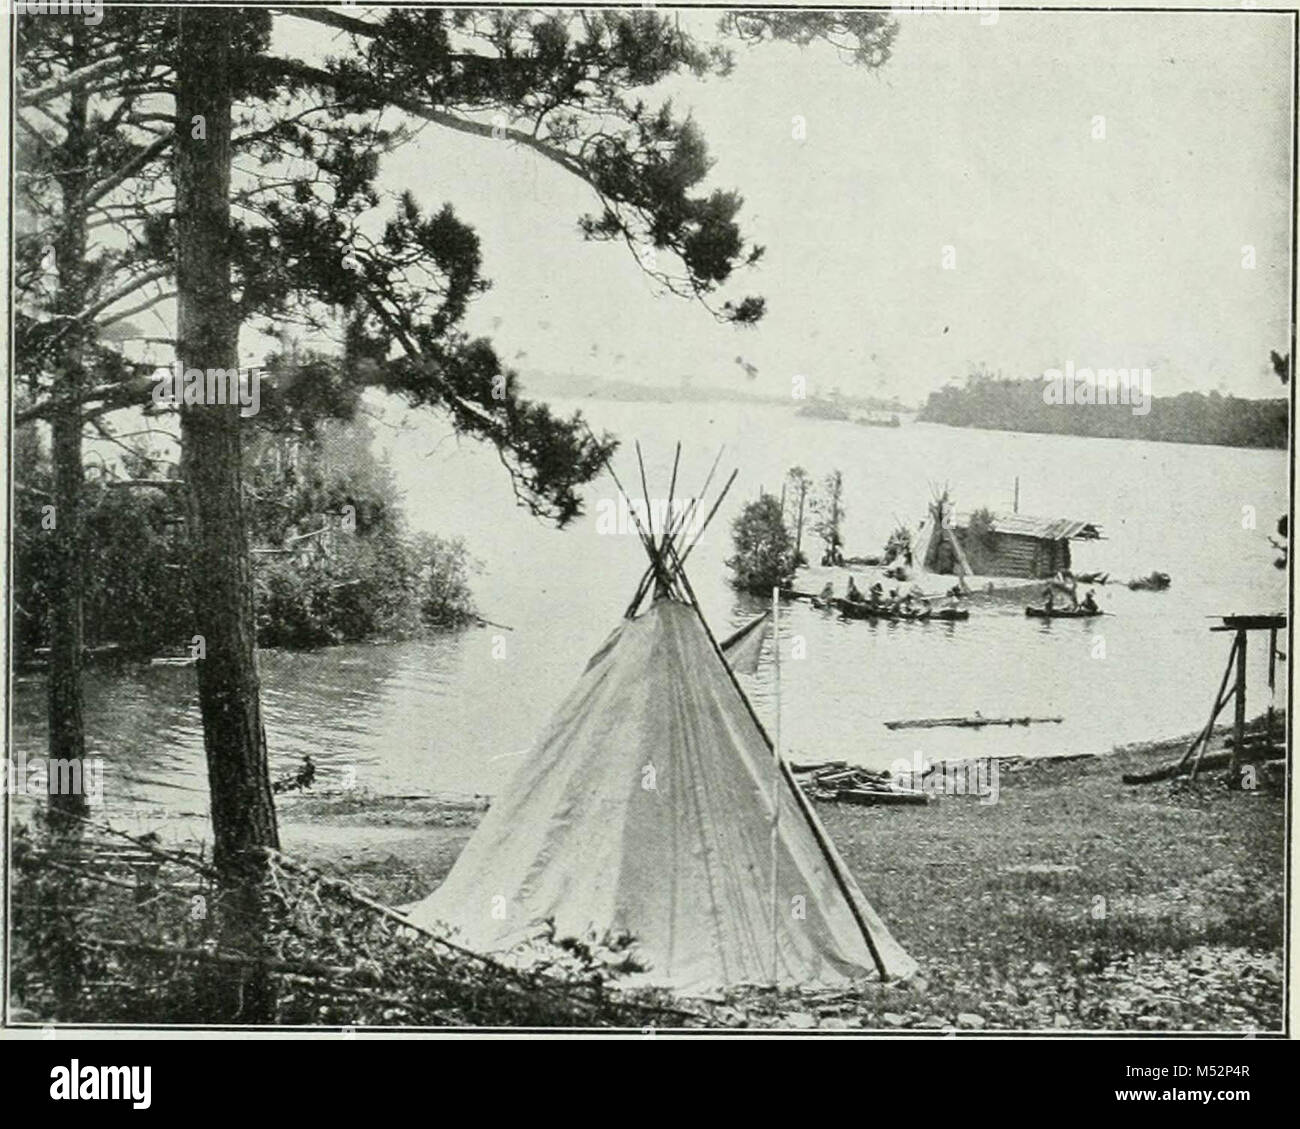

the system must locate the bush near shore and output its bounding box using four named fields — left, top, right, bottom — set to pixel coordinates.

left=14, top=417, right=479, bottom=659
